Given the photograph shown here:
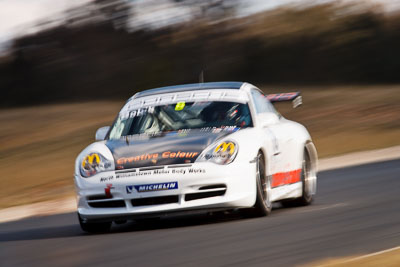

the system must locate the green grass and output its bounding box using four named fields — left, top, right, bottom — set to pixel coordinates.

left=1, top=86, right=399, bottom=209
